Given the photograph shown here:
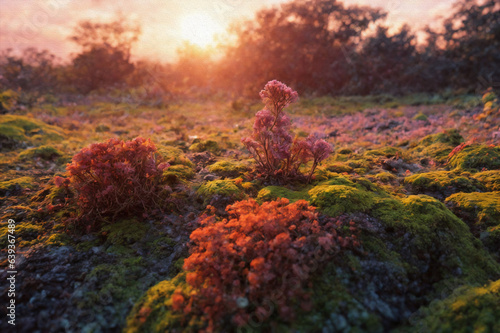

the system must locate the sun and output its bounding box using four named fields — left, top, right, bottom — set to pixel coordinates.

left=179, top=13, right=223, bottom=48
